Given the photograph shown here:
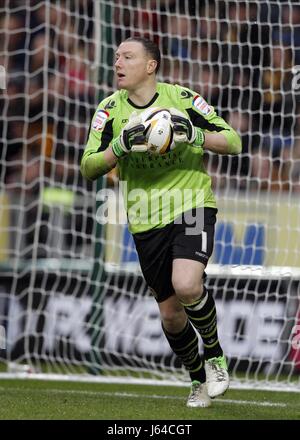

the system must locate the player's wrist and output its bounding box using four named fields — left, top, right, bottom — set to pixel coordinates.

left=111, top=137, right=126, bottom=158
left=192, top=127, right=205, bottom=148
